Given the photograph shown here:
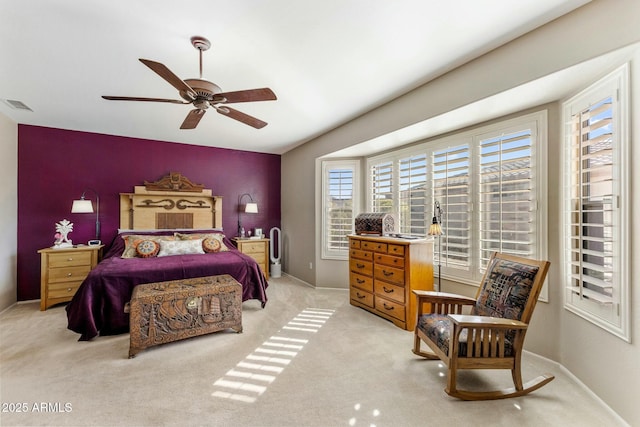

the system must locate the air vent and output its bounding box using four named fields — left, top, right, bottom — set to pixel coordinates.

left=2, top=99, right=33, bottom=112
